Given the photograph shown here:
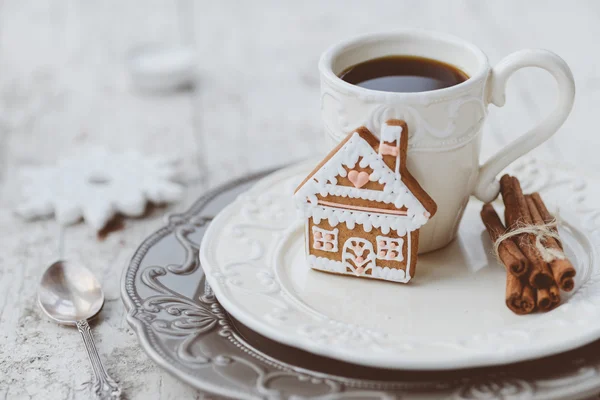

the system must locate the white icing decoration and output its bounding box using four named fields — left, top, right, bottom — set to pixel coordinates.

left=307, top=254, right=346, bottom=274
left=380, top=123, right=402, bottom=143
left=317, top=184, right=408, bottom=204
left=378, top=122, right=402, bottom=175
left=294, top=130, right=429, bottom=233
left=406, top=231, right=412, bottom=279
left=342, top=237, right=375, bottom=276
left=371, top=265, right=406, bottom=281
left=311, top=226, right=338, bottom=252
left=301, top=205, right=428, bottom=235
left=307, top=255, right=410, bottom=283
left=376, top=236, right=405, bottom=262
